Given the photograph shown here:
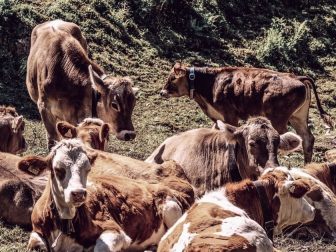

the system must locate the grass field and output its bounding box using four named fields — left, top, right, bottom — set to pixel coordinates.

left=0, top=0, right=336, bottom=251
